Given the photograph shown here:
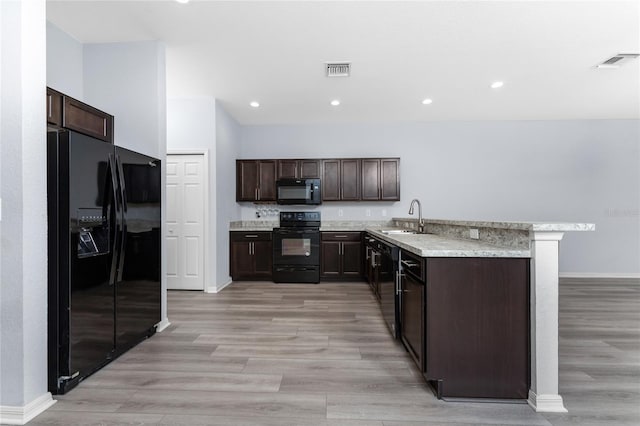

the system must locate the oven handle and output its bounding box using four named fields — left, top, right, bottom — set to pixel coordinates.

left=275, top=229, right=317, bottom=235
